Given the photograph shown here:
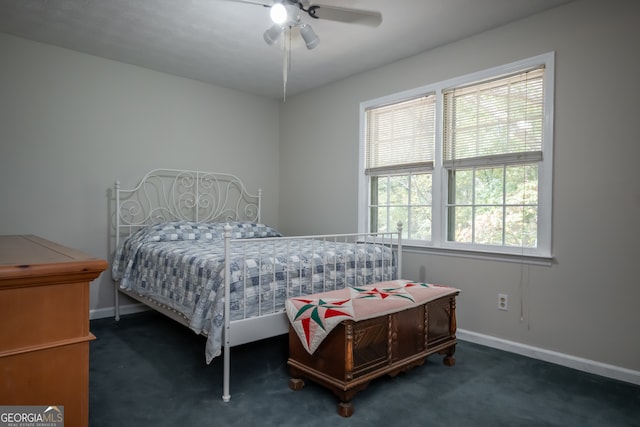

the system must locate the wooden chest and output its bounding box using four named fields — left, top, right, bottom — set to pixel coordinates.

left=288, top=292, right=458, bottom=417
